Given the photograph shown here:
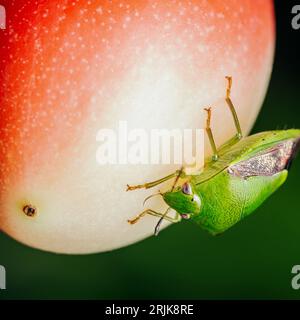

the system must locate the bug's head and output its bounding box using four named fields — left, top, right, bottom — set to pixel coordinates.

left=162, top=182, right=202, bottom=219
